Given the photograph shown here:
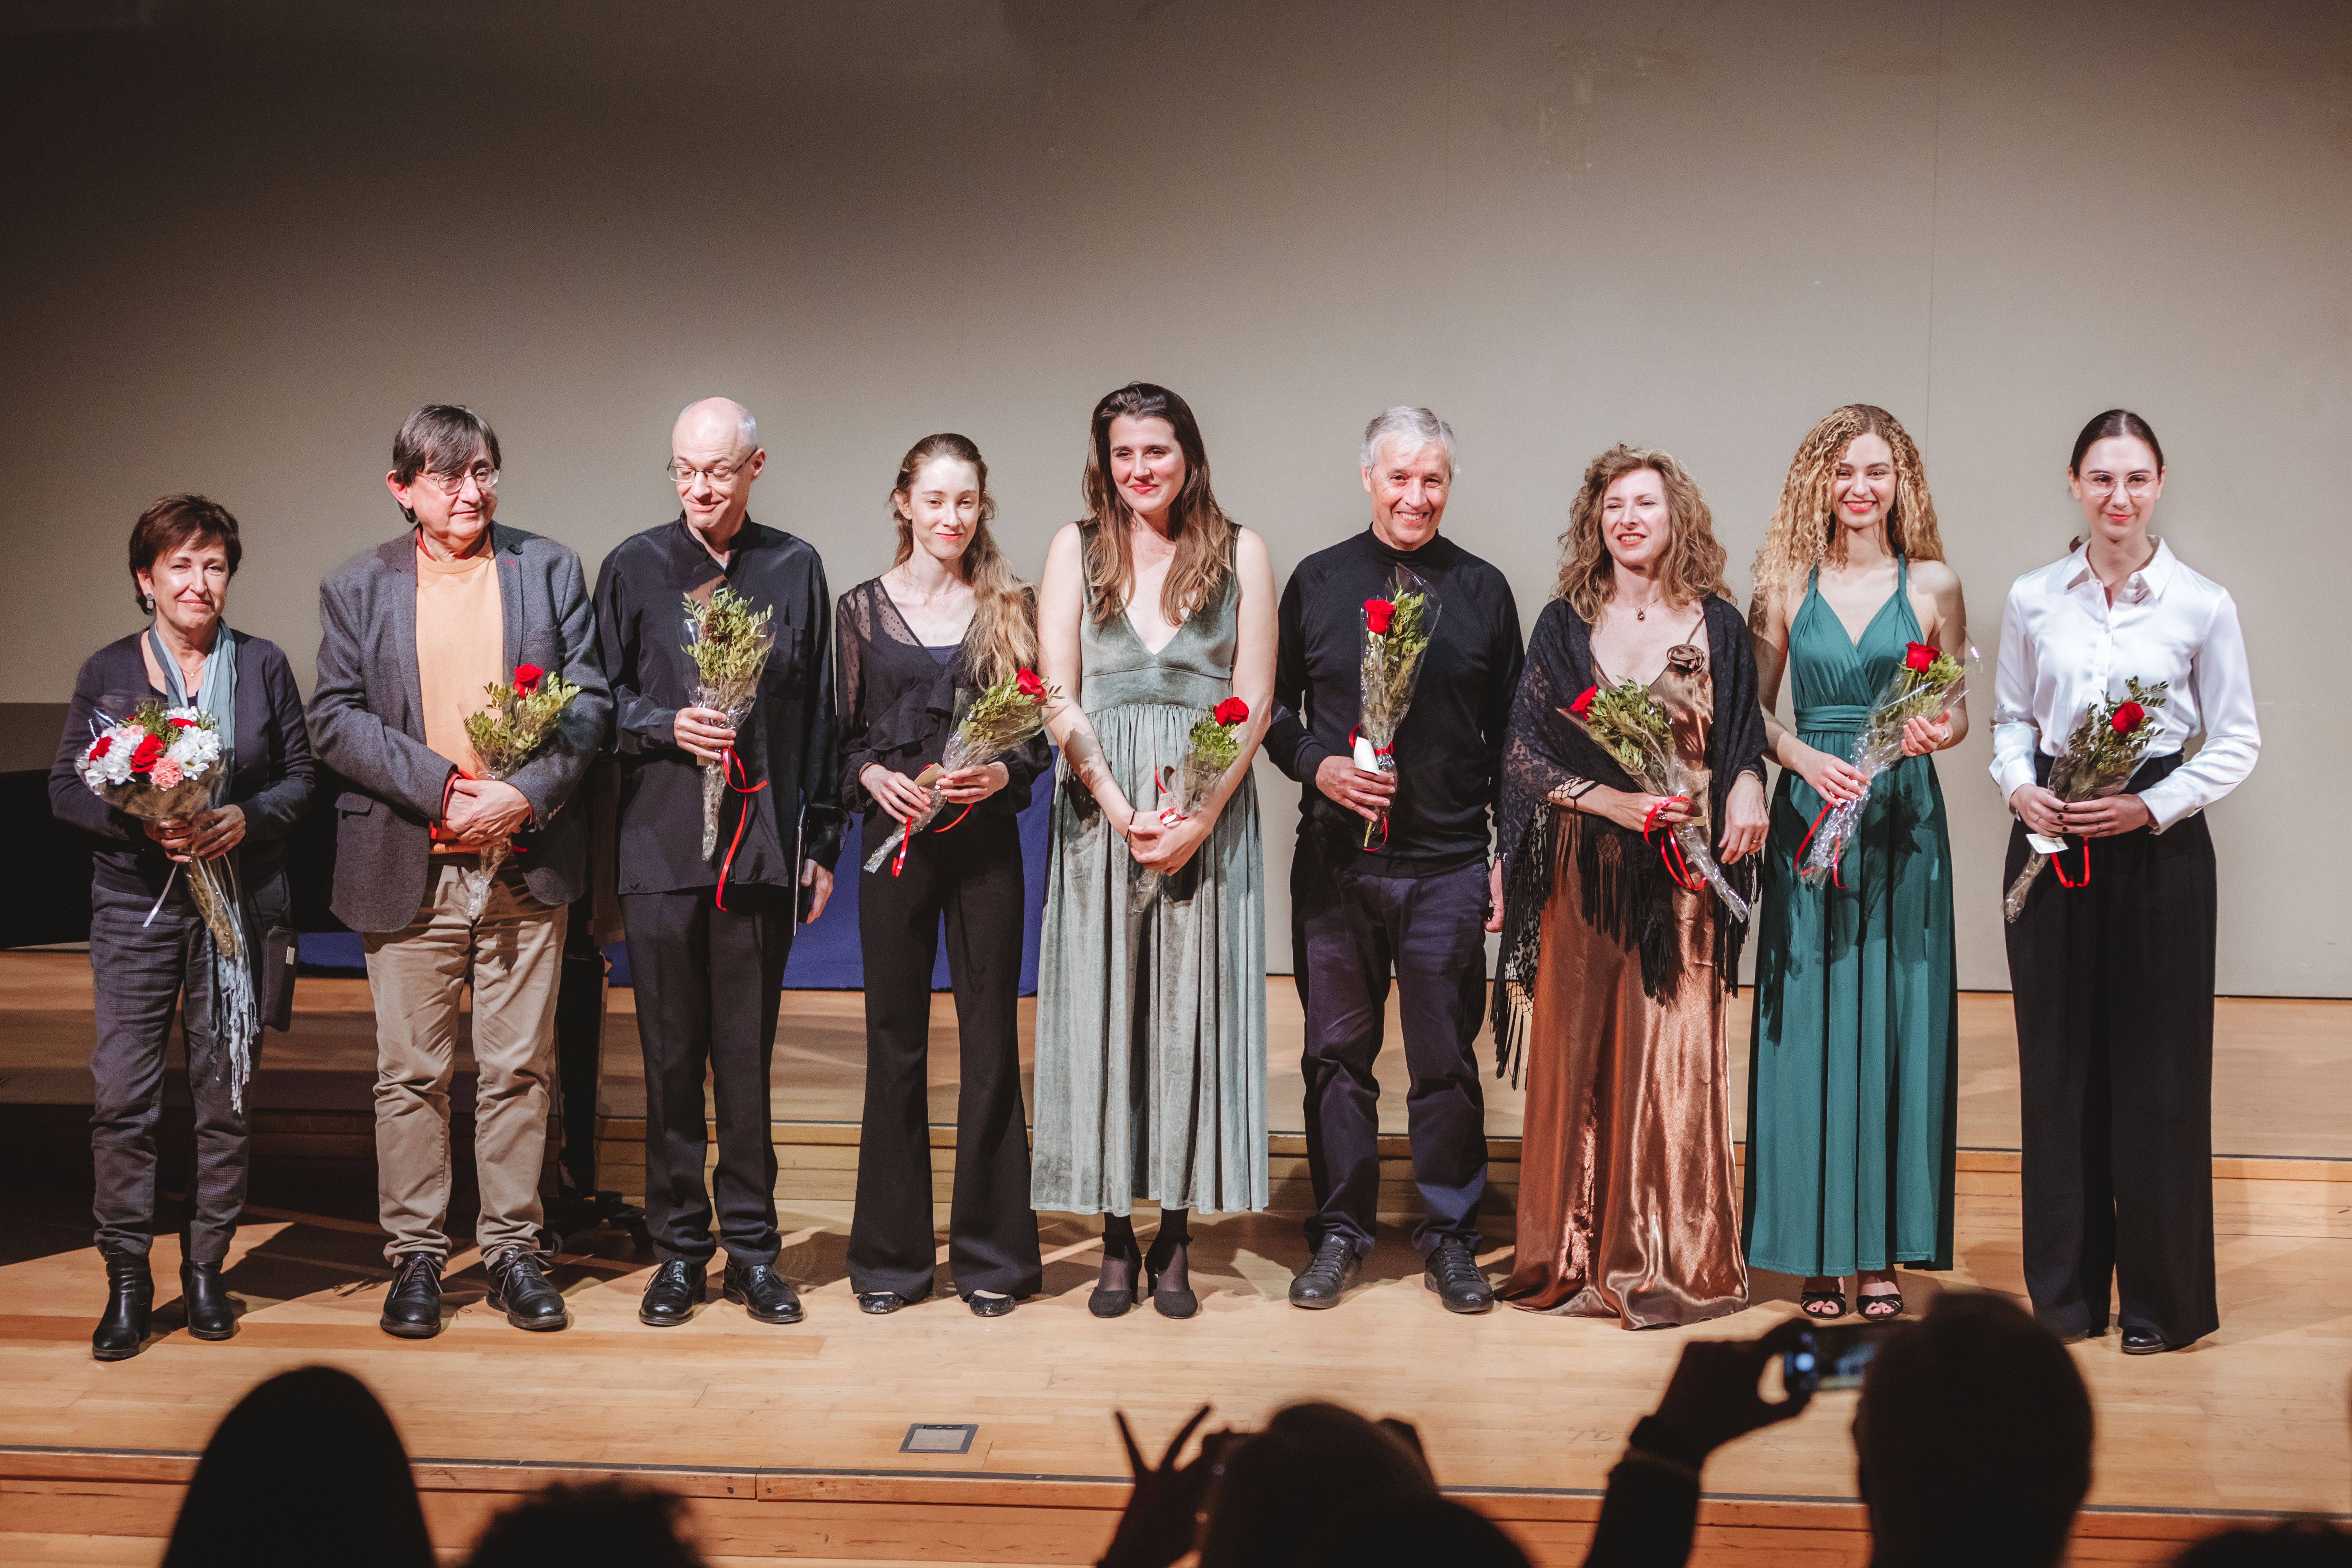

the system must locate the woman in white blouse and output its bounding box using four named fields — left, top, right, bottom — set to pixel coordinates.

left=1992, top=409, right=2259, bottom=1356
